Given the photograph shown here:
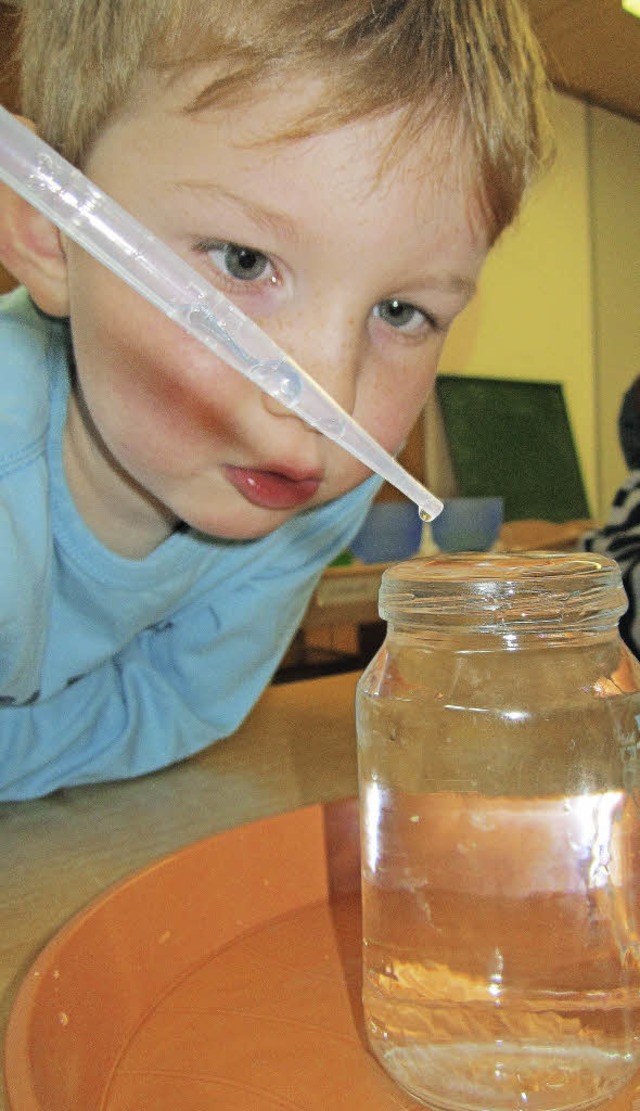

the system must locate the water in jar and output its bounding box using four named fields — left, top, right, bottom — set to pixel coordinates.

left=361, top=780, right=640, bottom=1111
